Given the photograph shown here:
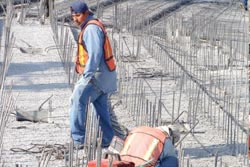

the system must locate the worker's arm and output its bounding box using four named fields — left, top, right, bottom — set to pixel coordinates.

left=159, top=138, right=178, bottom=160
